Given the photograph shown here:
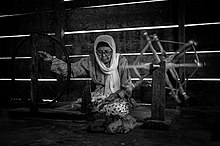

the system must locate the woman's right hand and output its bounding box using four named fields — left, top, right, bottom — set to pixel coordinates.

left=38, top=51, right=54, bottom=62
